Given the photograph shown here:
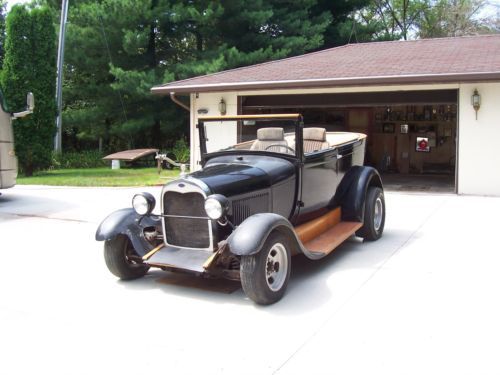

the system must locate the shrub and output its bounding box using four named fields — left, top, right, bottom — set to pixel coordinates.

left=51, top=150, right=106, bottom=169
left=171, top=138, right=190, bottom=163
left=1, top=6, right=57, bottom=176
